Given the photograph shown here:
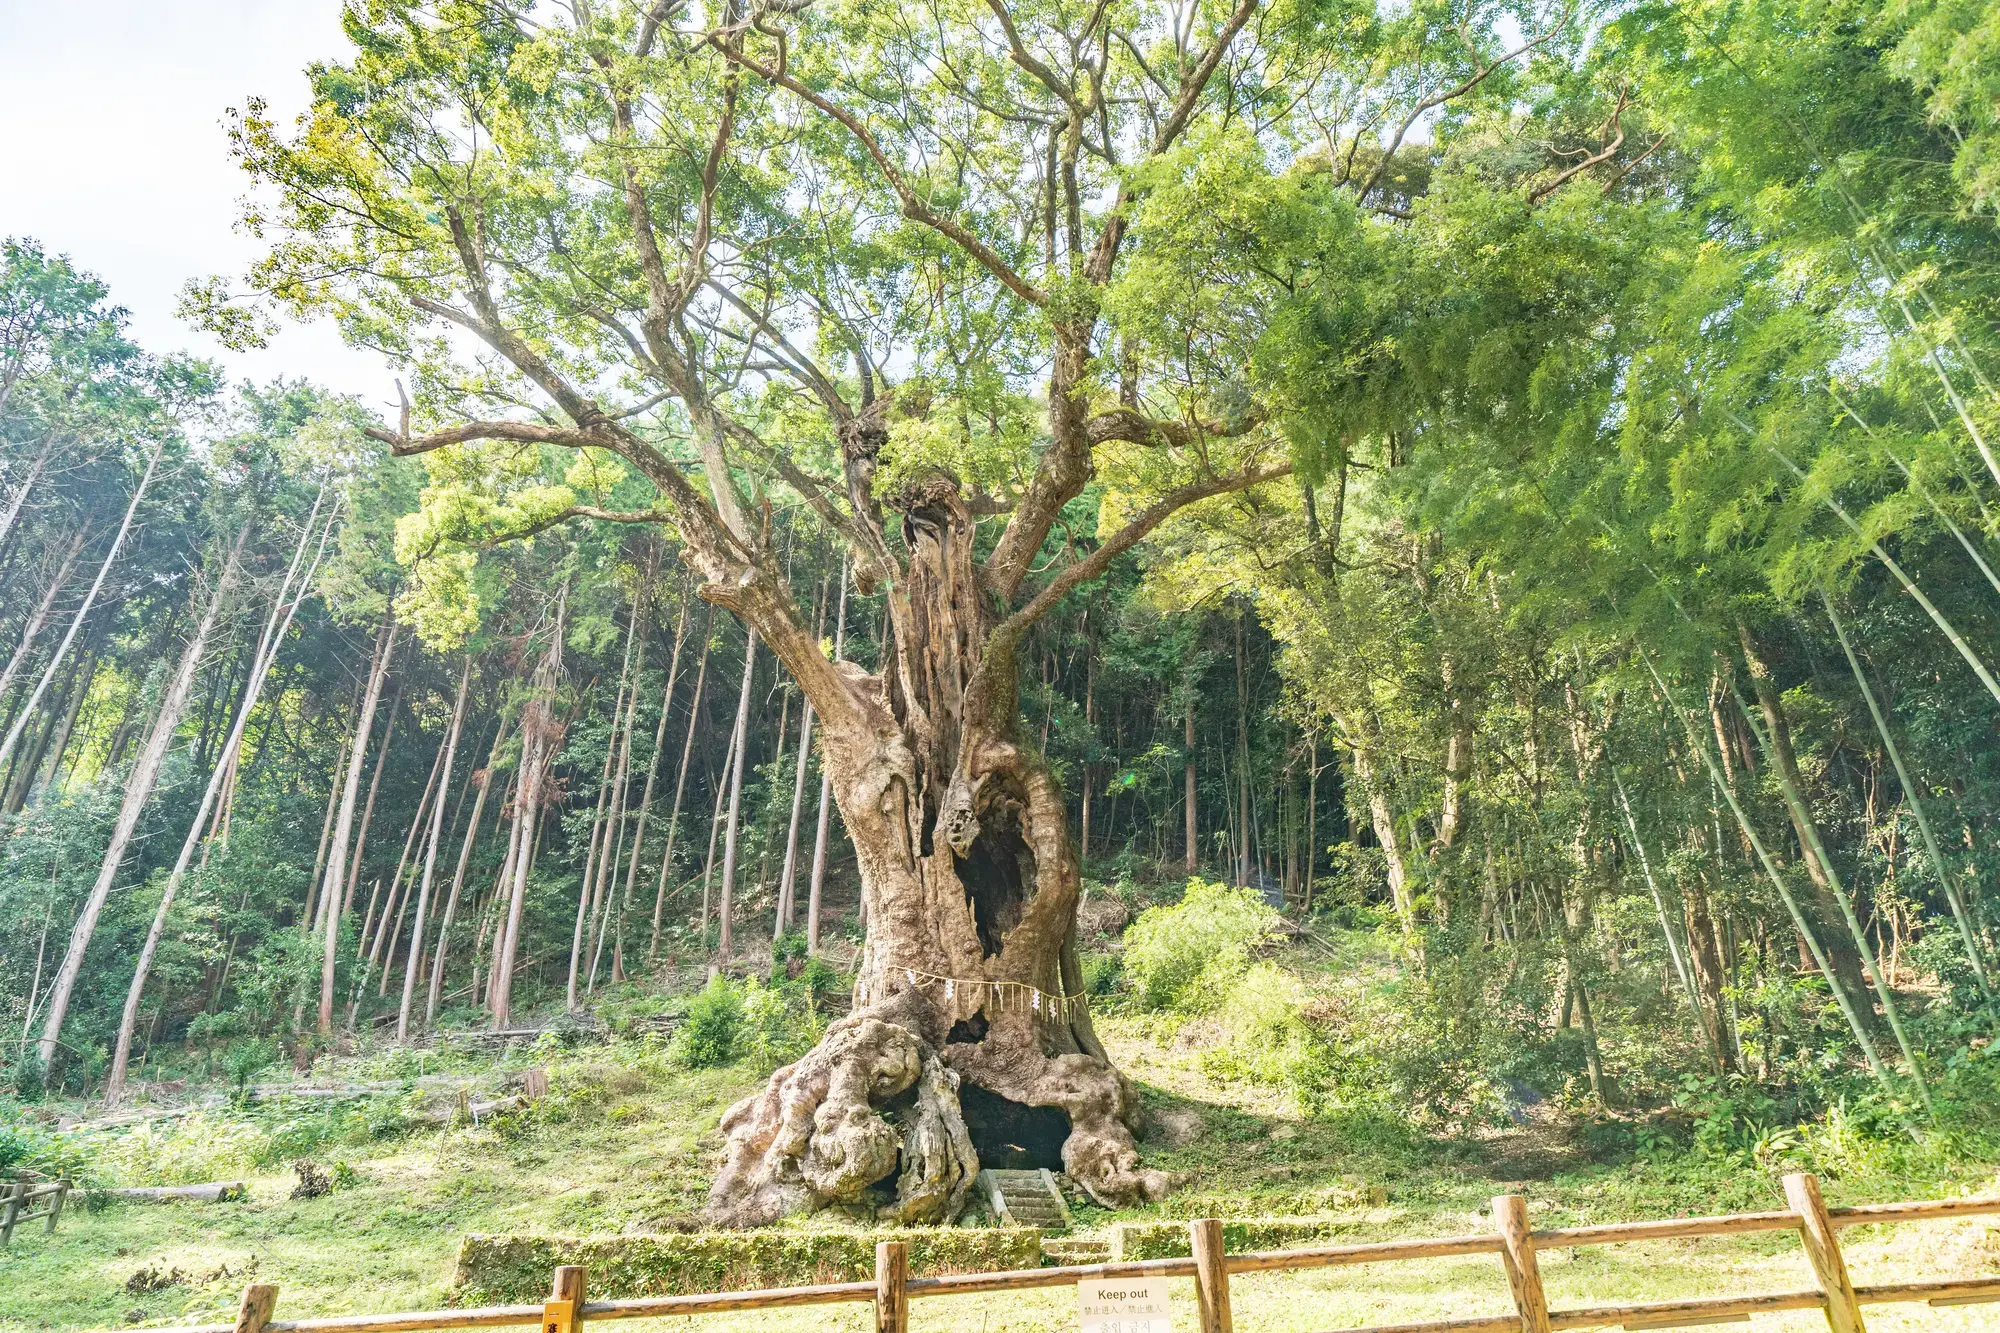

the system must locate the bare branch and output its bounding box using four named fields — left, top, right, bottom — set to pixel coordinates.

left=713, top=36, right=1049, bottom=308
left=1357, top=3, right=1577, bottom=205
left=1526, top=85, right=1631, bottom=206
